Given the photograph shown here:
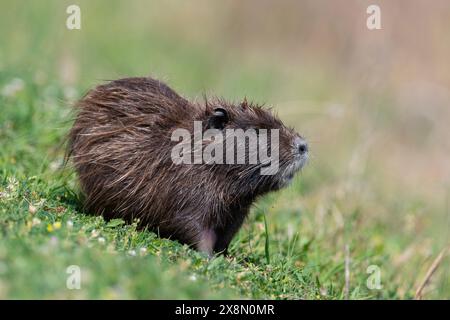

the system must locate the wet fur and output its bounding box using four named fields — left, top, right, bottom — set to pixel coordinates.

left=67, top=77, right=305, bottom=255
